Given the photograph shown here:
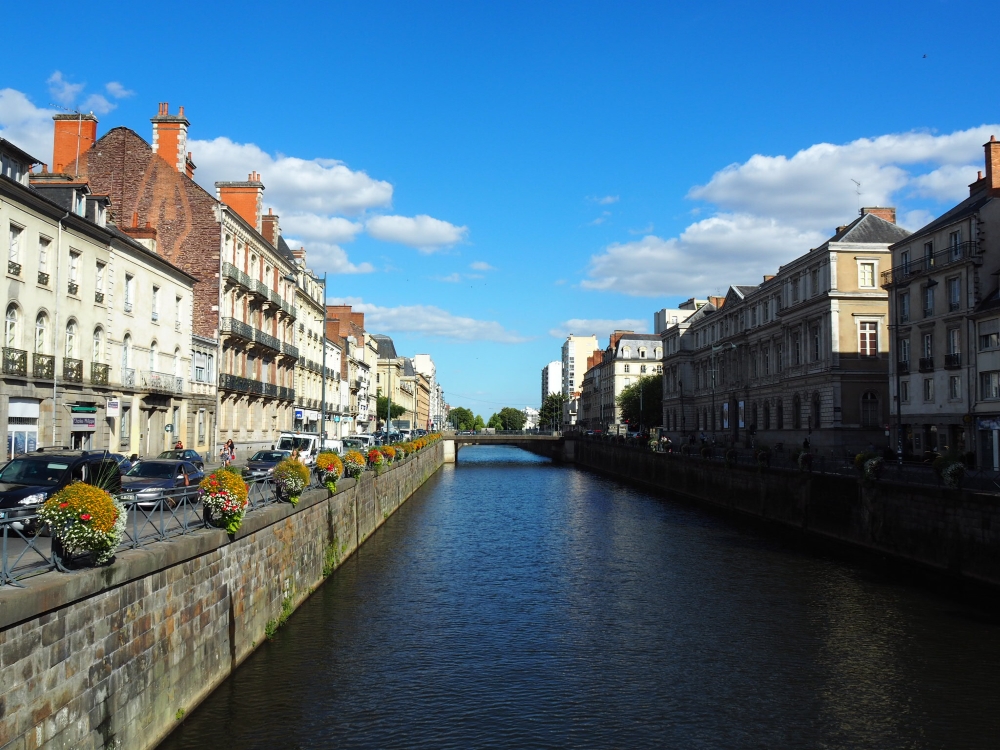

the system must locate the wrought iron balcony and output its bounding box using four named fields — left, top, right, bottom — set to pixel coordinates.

left=281, top=341, right=299, bottom=359
left=263, top=382, right=278, bottom=398
left=945, top=353, right=962, bottom=369
left=277, top=385, right=295, bottom=401
left=124, top=301, right=133, bottom=313
left=881, top=241, right=980, bottom=287
left=95, top=291, right=105, bottom=304
left=896, top=359, right=910, bottom=375
left=250, top=279, right=269, bottom=299
left=281, top=299, right=296, bottom=318
left=67, top=281, right=79, bottom=296
left=219, top=372, right=250, bottom=393
left=918, top=357, right=934, bottom=372
left=247, top=379, right=264, bottom=396
left=254, top=328, right=280, bottom=351
left=37, top=271, right=49, bottom=286
left=140, top=369, right=181, bottom=394
left=2, top=347, right=27, bottom=376
left=221, top=317, right=253, bottom=341
left=32, top=353, right=54, bottom=379
left=151, top=311, right=159, bottom=322
left=122, top=367, right=136, bottom=388
left=221, top=262, right=251, bottom=290
left=63, top=357, right=83, bottom=383
left=91, top=362, right=110, bottom=386
left=7, top=260, right=21, bottom=277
